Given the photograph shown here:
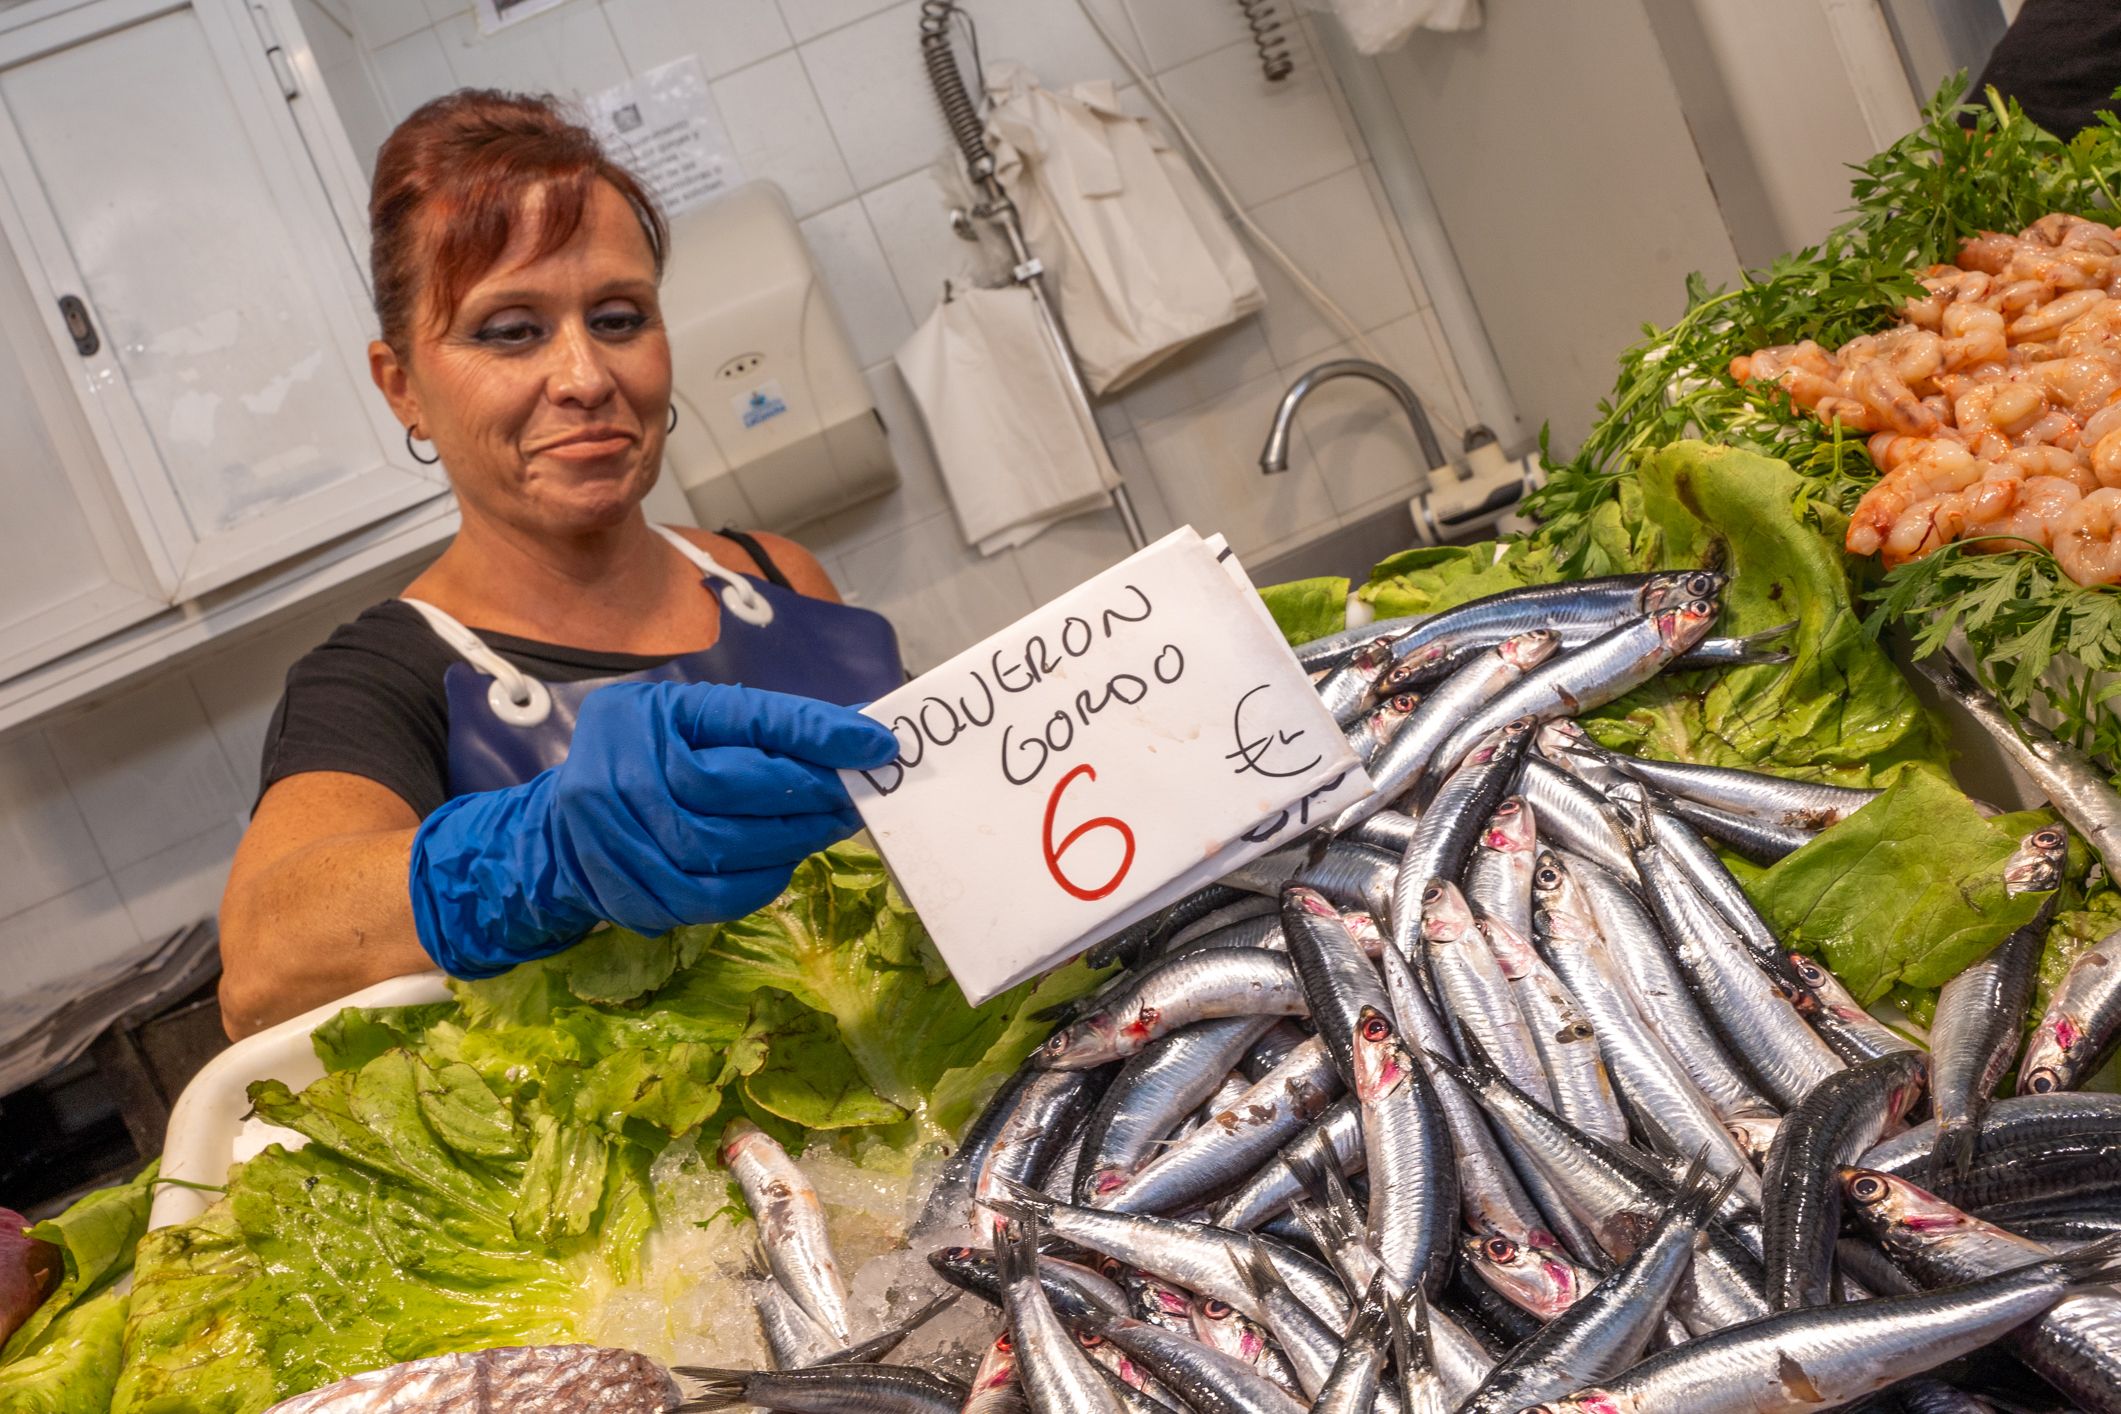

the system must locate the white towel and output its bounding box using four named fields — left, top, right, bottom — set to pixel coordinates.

left=895, top=283, right=1120, bottom=556
left=983, top=63, right=1264, bottom=395
left=1303, top=0, right=1484, bottom=53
